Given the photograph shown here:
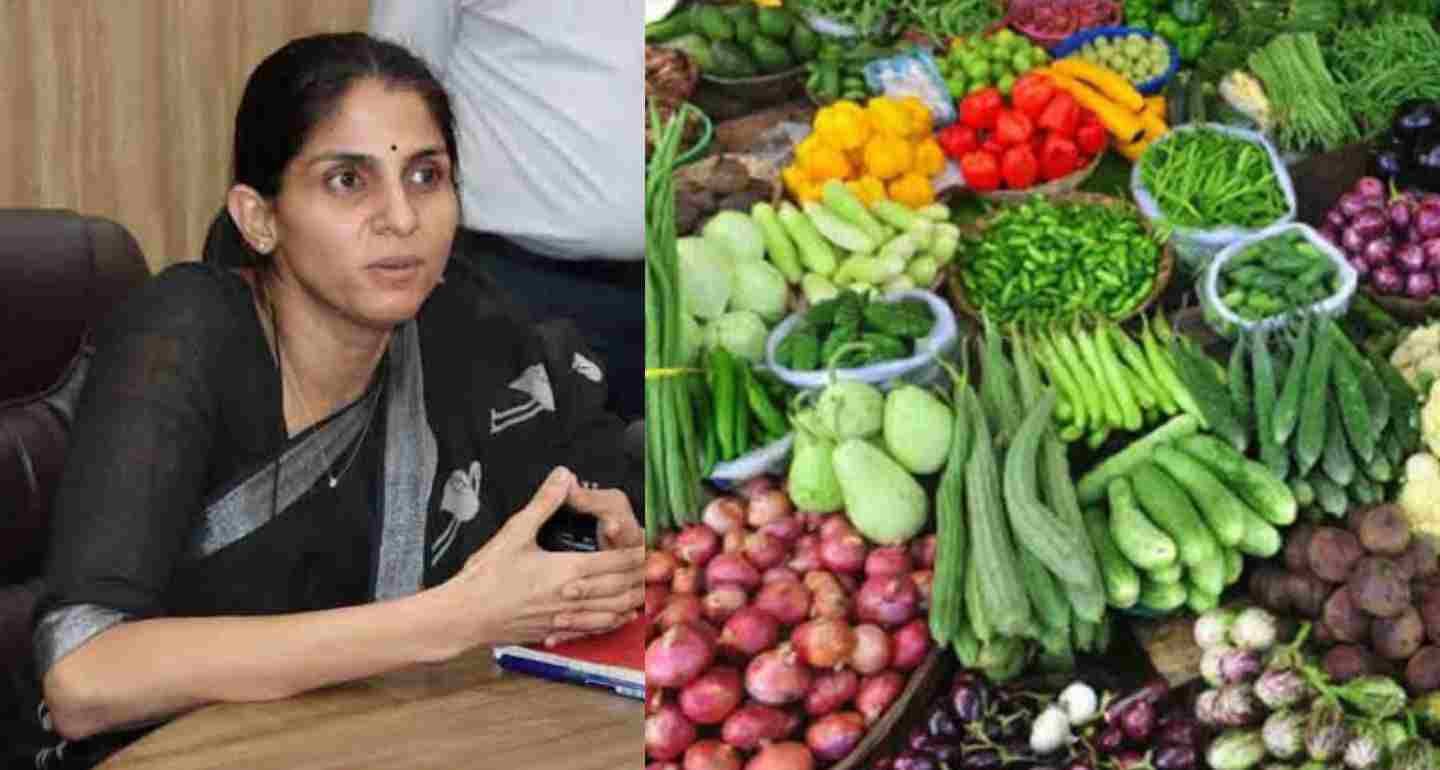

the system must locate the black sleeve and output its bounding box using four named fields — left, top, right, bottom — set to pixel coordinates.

left=34, top=265, right=227, bottom=675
